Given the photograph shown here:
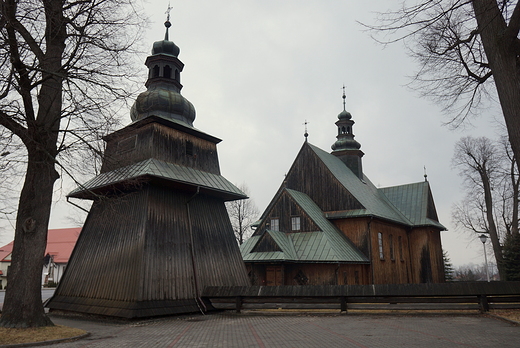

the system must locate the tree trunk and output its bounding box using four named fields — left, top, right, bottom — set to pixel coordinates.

left=473, top=0, right=520, bottom=189
left=0, top=147, right=58, bottom=328
left=481, top=170, right=506, bottom=279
